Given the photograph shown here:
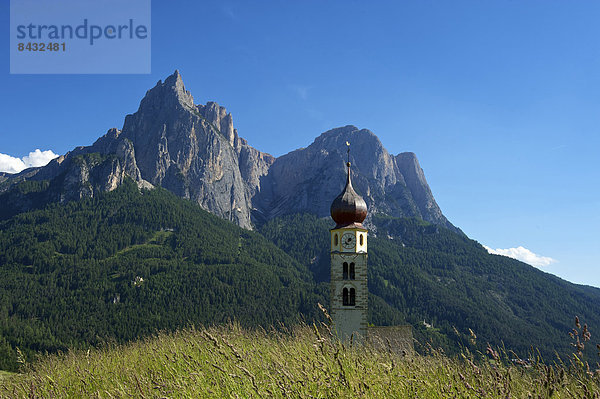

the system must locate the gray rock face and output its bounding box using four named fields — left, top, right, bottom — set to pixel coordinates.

left=116, top=71, right=273, bottom=228
left=0, top=138, right=147, bottom=217
left=0, top=71, right=273, bottom=229
left=253, top=126, right=457, bottom=232
left=0, top=70, right=457, bottom=232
